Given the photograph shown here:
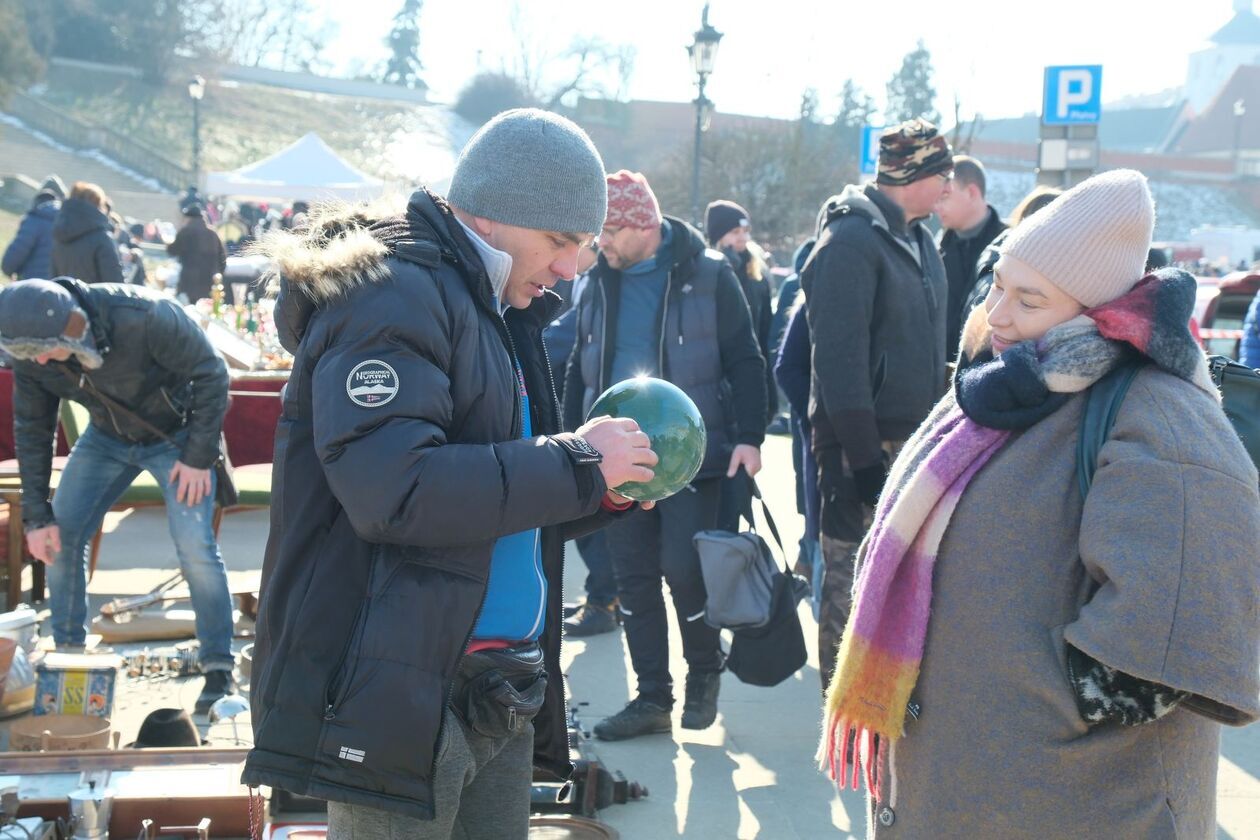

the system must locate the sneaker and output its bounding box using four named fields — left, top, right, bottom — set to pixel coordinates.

left=593, top=697, right=672, bottom=741
left=195, top=669, right=238, bottom=715
left=563, top=602, right=619, bottom=638
left=681, top=670, right=721, bottom=730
